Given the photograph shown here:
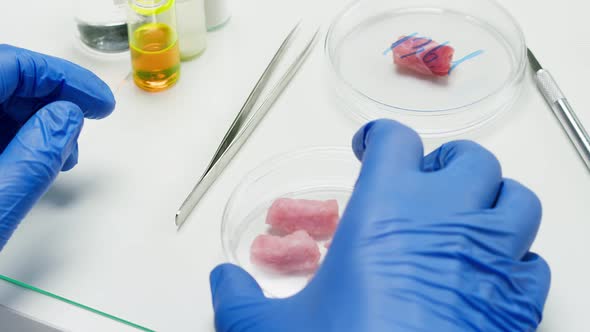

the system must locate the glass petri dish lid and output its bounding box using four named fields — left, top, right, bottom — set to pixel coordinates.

left=222, top=147, right=360, bottom=298
left=325, top=0, right=527, bottom=138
